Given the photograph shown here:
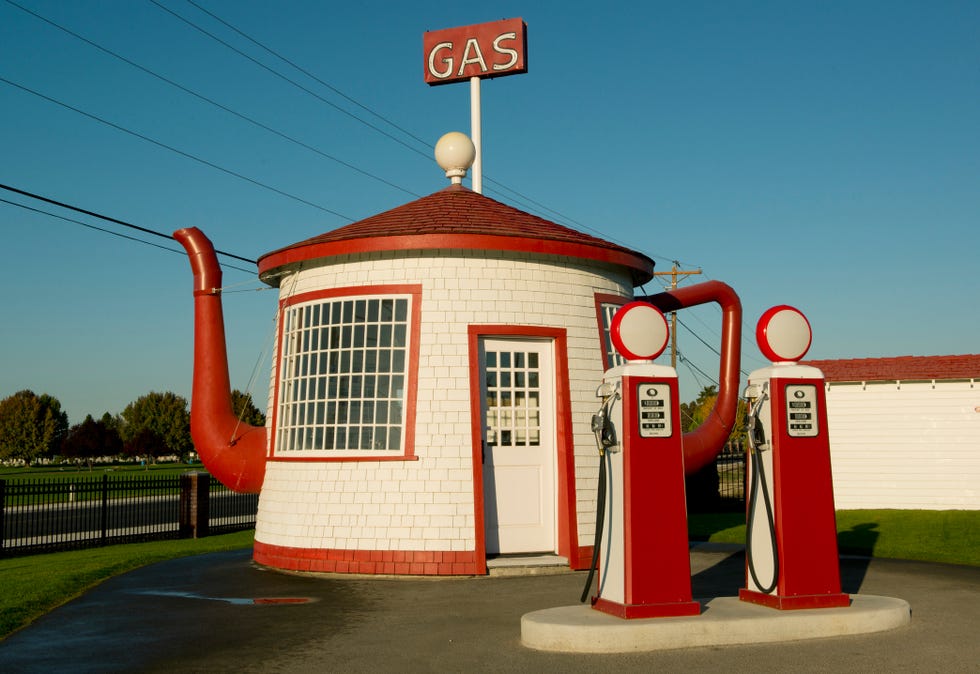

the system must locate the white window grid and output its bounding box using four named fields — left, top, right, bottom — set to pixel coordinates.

left=485, top=348, right=542, bottom=448
left=601, top=302, right=628, bottom=369
left=276, top=295, right=410, bottom=453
